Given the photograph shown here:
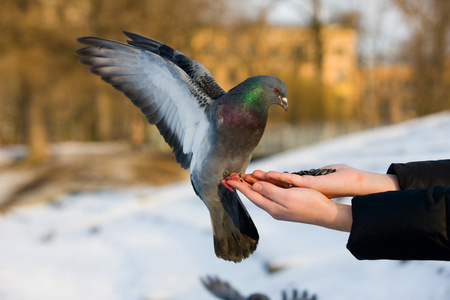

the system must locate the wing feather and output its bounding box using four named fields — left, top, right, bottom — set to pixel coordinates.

left=113, top=80, right=148, bottom=94
left=77, top=36, right=212, bottom=169
left=90, top=66, right=138, bottom=76
left=105, top=74, right=148, bottom=85
left=146, top=100, right=166, bottom=125
left=80, top=56, right=136, bottom=68
left=124, top=87, right=153, bottom=102
left=141, top=100, right=161, bottom=115
left=123, top=31, right=226, bottom=100
left=77, top=46, right=138, bottom=61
